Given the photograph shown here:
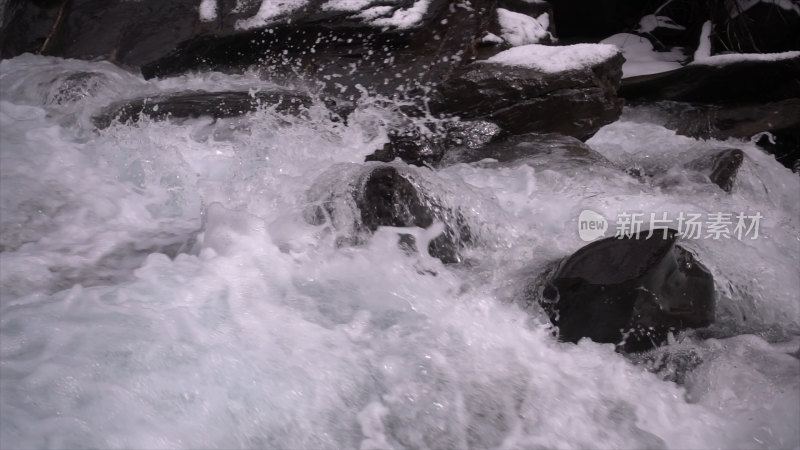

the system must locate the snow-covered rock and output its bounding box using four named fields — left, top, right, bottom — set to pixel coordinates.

left=432, top=44, right=624, bottom=139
